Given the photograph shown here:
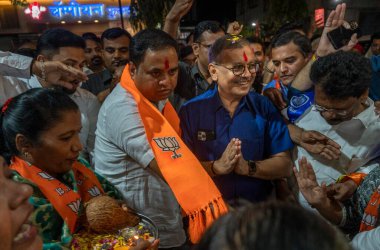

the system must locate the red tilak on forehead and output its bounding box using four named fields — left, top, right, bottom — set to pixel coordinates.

left=164, top=58, right=170, bottom=70
left=243, top=51, right=248, bottom=62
